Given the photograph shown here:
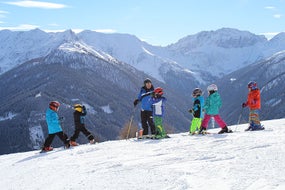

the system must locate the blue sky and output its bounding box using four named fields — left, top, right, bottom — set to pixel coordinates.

left=0, top=0, right=285, bottom=46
